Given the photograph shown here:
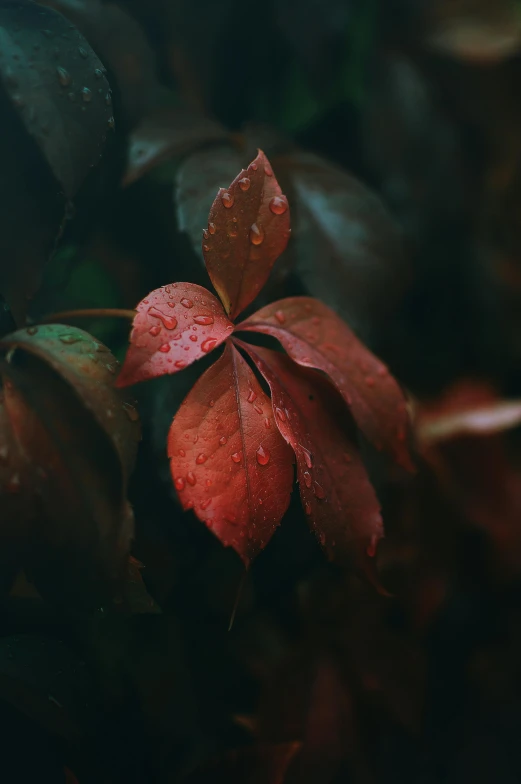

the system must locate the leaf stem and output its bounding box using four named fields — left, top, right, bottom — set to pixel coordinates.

left=40, top=308, right=136, bottom=324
